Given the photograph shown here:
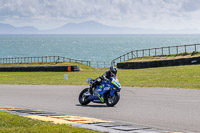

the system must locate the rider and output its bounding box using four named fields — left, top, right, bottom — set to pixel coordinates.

left=88, top=66, right=118, bottom=95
